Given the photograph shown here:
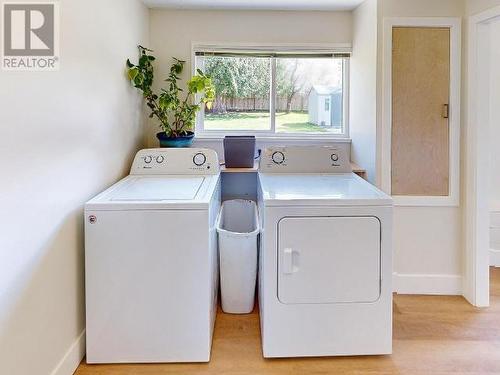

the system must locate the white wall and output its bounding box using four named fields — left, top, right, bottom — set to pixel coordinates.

left=467, top=0, right=500, bottom=15
left=148, top=4, right=467, bottom=294
left=489, top=20, right=500, bottom=210
left=484, top=14, right=500, bottom=266
left=350, top=0, right=378, bottom=183
left=0, top=1, right=149, bottom=374
left=377, top=0, right=466, bottom=294
left=147, top=9, right=353, bottom=147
